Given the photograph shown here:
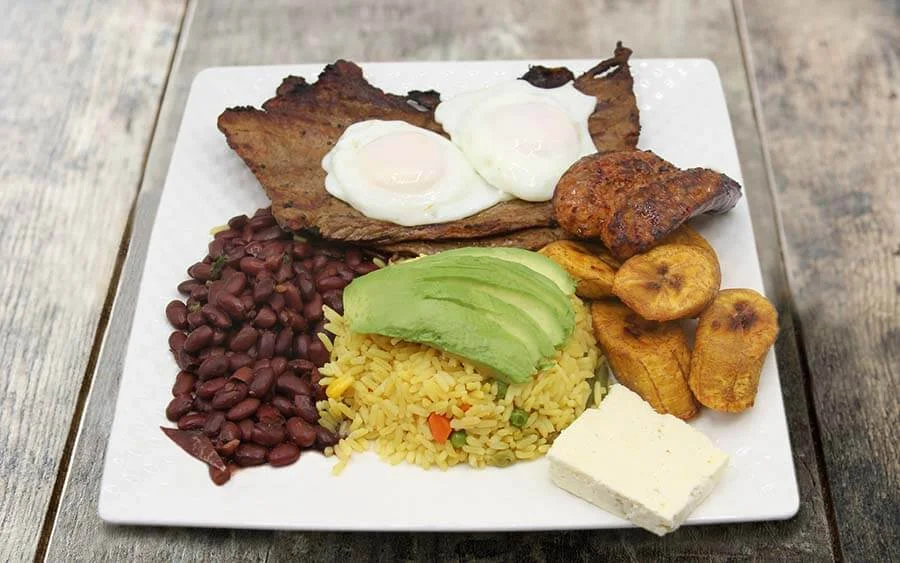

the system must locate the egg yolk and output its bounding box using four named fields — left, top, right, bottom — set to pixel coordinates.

left=488, top=102, right=579, bottom=157
left=358, top=131, right=447, bottom=195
